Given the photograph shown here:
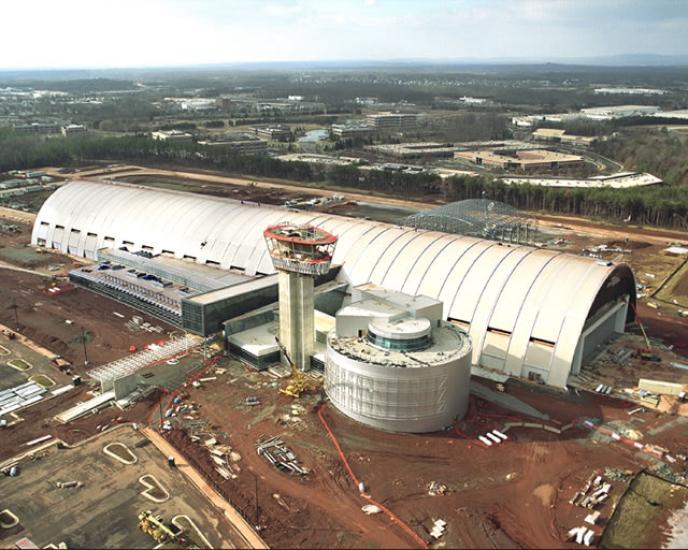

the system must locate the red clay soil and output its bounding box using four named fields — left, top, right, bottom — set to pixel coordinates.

left=159, top=361, right=688, bottom=550
left=607, top=239, right=653, bottom=250
left=0, top=268, right=172, bottom=370
left=636, top=304, right=688, bottom=357
left=168, top=423, right=416, bottom=548
left=164, top=429, right=381, bottom=549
